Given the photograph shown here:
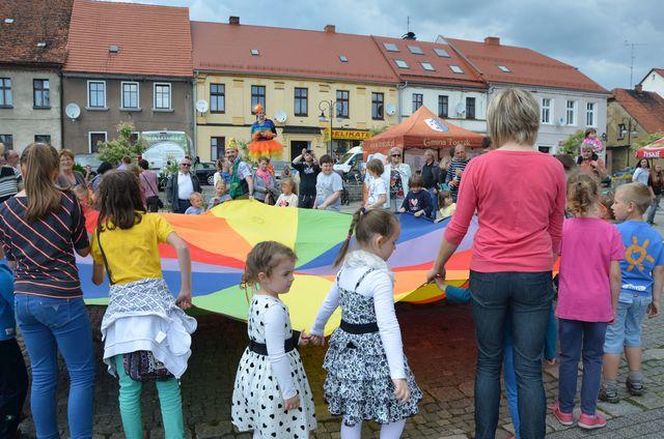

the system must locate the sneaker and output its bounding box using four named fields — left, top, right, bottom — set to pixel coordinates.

left=626, top=379, right=645, bottom=396
left=548, top=401, right=574, bottom=426
left=599, top=386, right=620, bottom=403
left=578, top=412, right=607, bottom=429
